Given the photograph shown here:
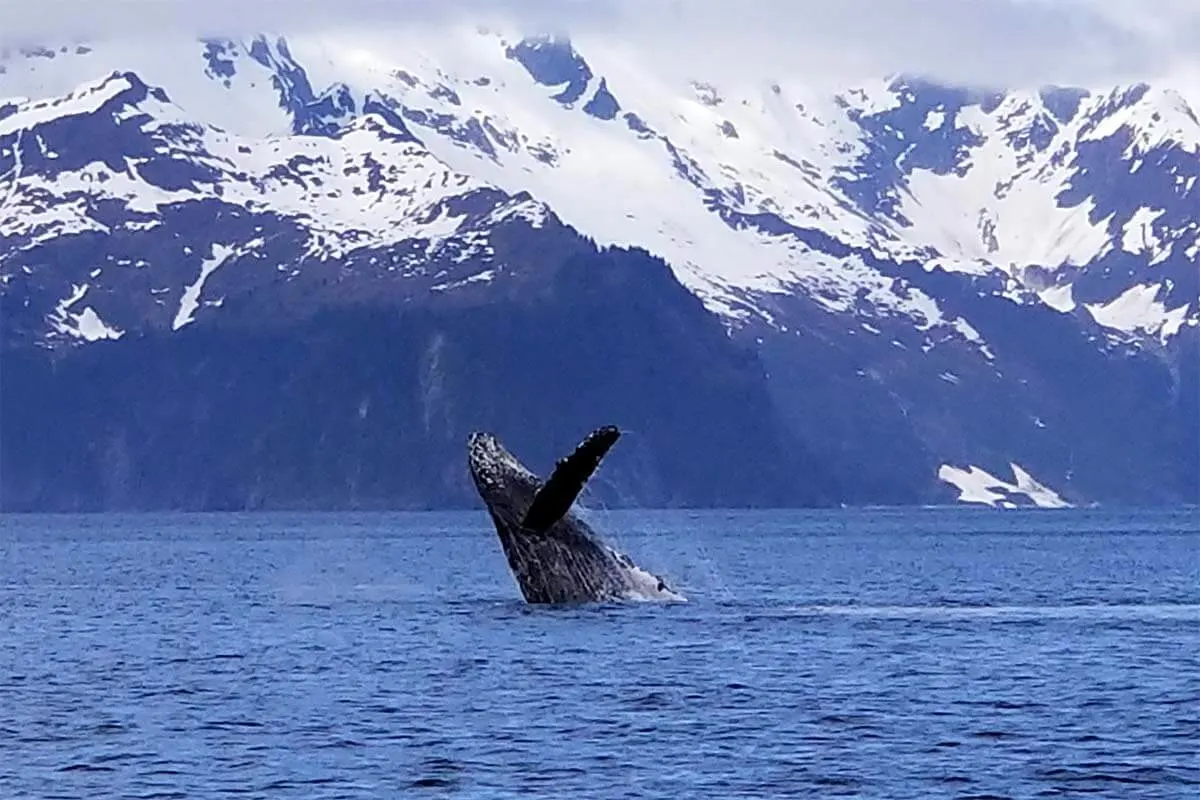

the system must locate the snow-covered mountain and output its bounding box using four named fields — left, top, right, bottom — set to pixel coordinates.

left=0, top=29, right=1196, bottom=510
